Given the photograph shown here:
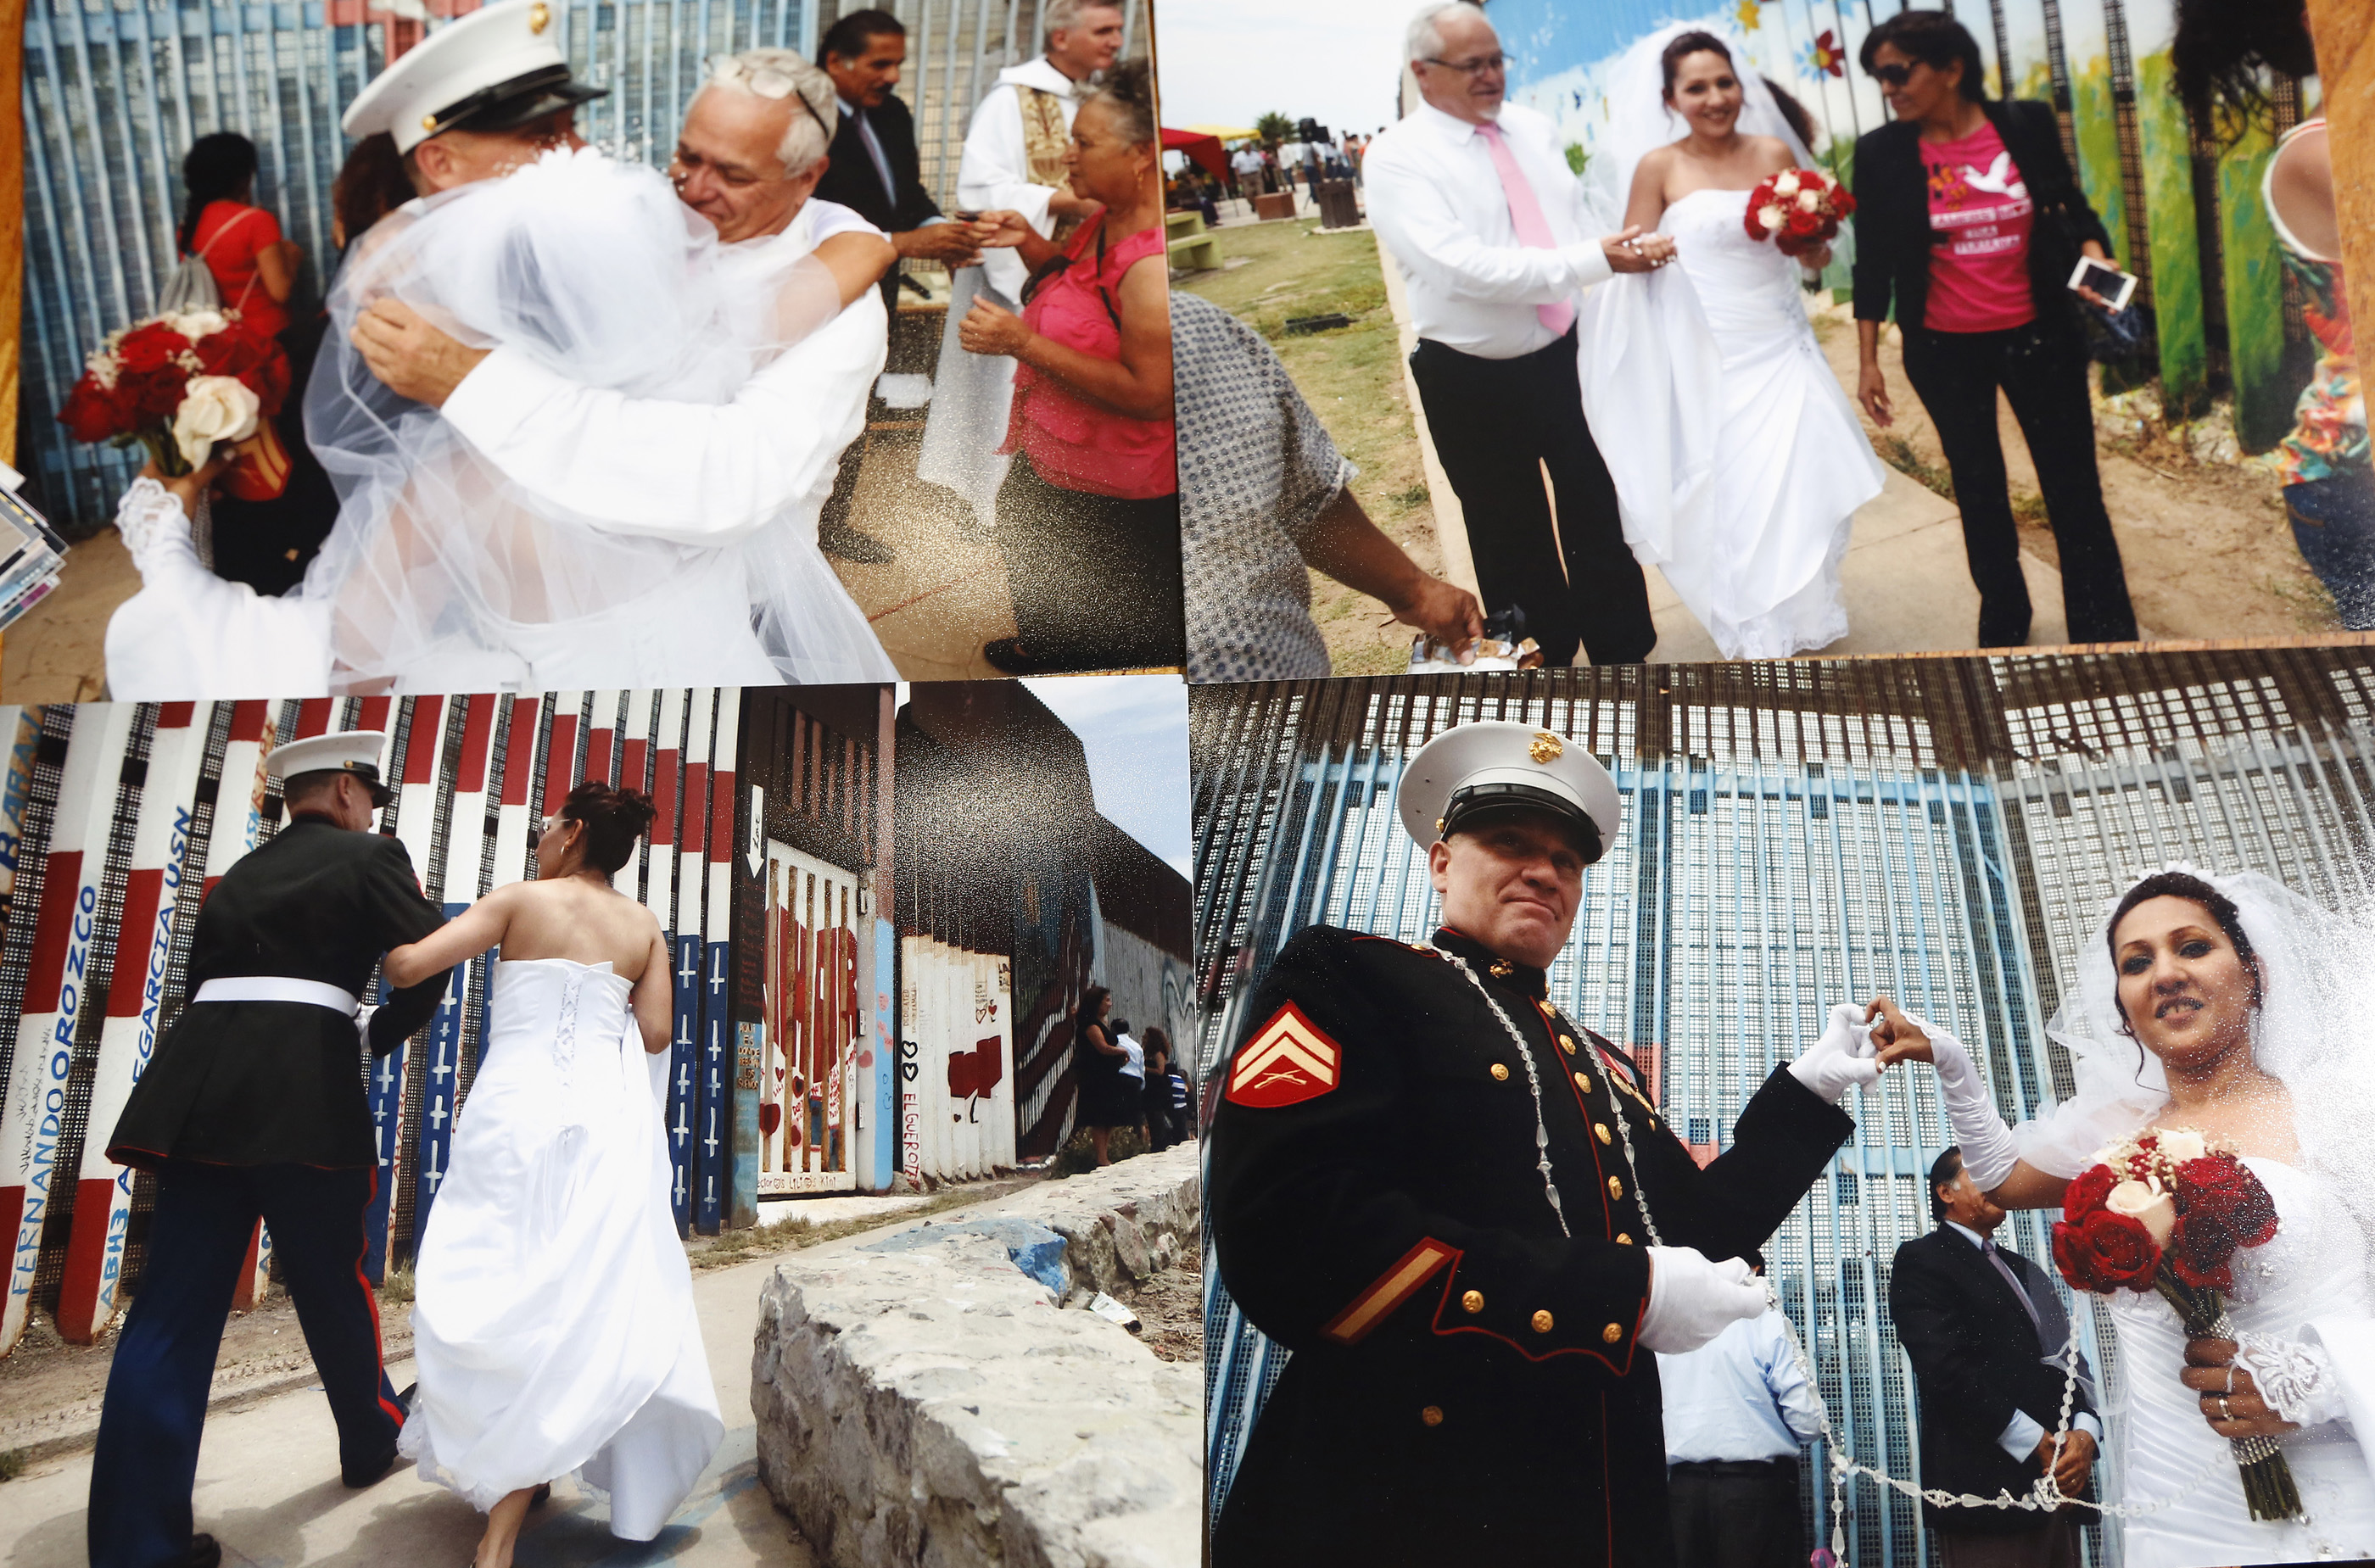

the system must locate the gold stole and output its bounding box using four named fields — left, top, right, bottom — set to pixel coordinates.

left=1020, top=86, right=1081, bottom=248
